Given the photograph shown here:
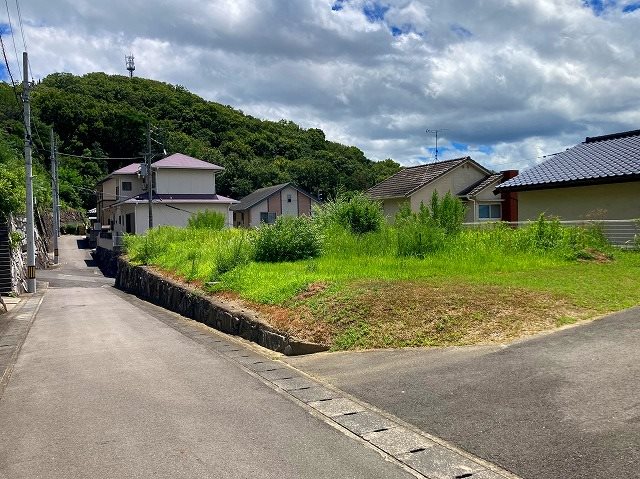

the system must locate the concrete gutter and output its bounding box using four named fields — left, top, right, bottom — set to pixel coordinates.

left=115, top=258, right=328, bottom=356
